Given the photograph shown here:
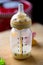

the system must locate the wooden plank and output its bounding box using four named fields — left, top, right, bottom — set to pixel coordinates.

left=0, top=23, right=43, bottom=65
